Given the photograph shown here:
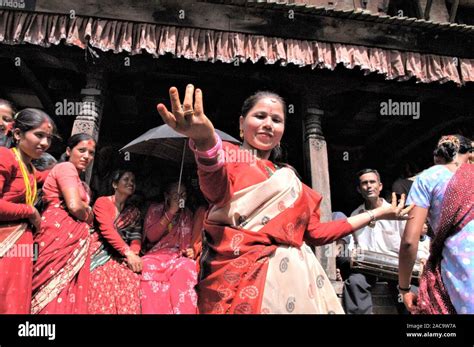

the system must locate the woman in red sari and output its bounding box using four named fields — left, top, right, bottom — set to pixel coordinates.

left=0, top=108, right=56, bottom=313
left=140, top=181, right=198, bottom=314
left=31, top=133, right=96, bottom=314
left=156, top=85, right=413, bottom=314
left=88, top=170, right=143, bottom=314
